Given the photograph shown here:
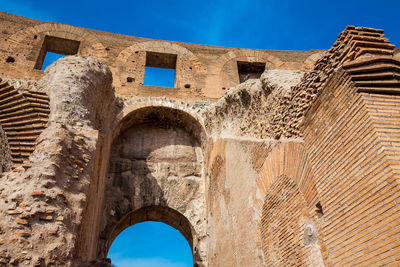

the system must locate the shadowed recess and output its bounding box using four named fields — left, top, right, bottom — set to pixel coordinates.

left=115, top=106, right=206, bottom=149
